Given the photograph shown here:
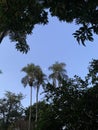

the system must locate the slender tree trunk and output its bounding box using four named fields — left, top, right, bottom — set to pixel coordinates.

left=53, top=78, right=56, bottom=87
left=35, top=85, right=39, bottom=127
left=28, top=86, right=32, bottom=130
